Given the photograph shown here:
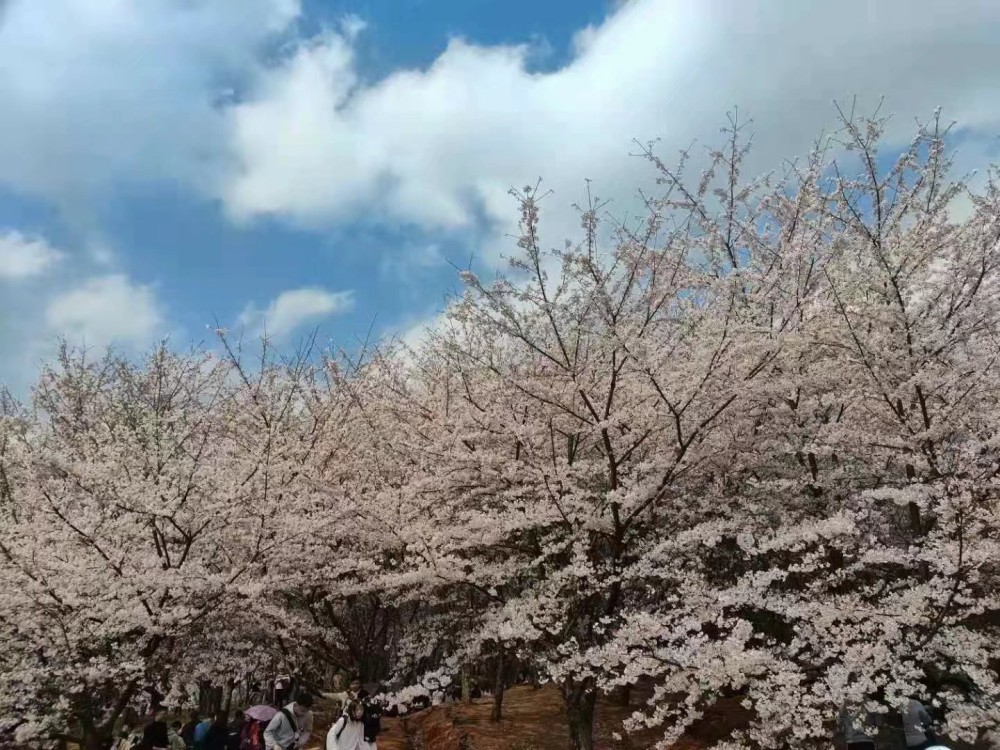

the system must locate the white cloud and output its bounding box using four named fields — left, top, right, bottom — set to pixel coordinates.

left=239, top=287, right=355, bottom=338
left=0, top=230, right=64, bottom=279
left=0, top=0, right=300, bottom=207
left=223, top=0, right=1000, bottom=262
left=340, top=14, right=368, bottom=41
left=382, top=307, right=449, bottom=356
left=44, top=274, right=164, bottom=348
left=379, top=243, right=447, bottom=282
left=5, top=0, right=996, bottom=257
